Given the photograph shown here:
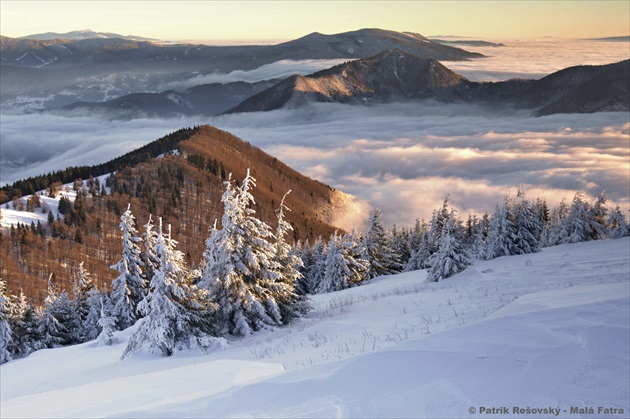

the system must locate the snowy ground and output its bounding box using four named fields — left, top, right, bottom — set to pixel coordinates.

left=1, top=238, right=629, bottom=418
left=0, top=174, right=111, bottom=229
